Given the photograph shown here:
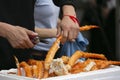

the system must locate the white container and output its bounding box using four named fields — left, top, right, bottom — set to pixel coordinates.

left=0, top=65, right=120, bottom=80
